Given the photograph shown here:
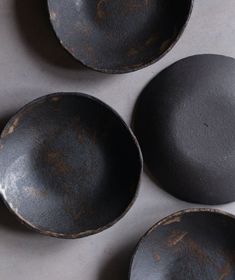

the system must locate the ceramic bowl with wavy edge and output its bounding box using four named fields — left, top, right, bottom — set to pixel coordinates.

left=130, top=208, right=235, bottom=280
left=47, top=0, right=193, bottom=73
left=0, top=92, right=142, bottom=238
